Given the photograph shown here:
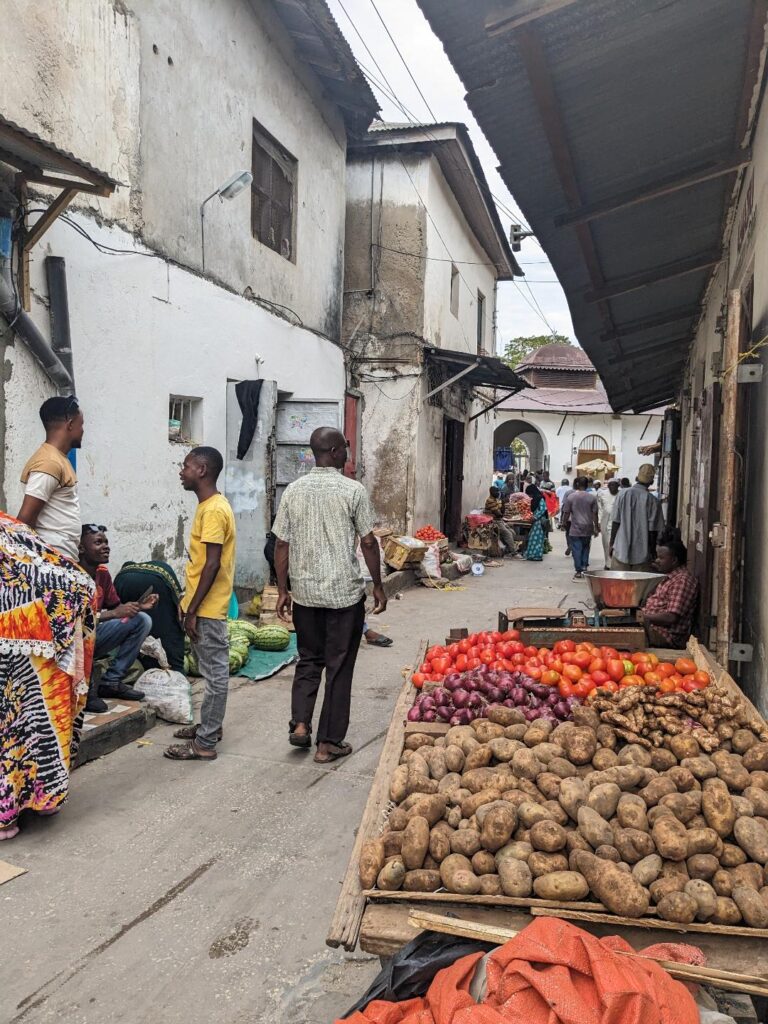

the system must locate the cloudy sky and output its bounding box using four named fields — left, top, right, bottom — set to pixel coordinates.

left=326, top=0, right=576, bottom=352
